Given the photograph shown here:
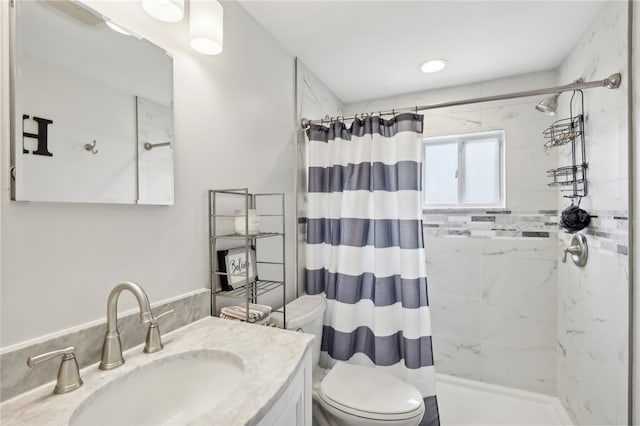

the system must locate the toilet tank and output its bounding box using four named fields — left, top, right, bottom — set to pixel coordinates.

left=271, top=295, right=326, bottom=366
